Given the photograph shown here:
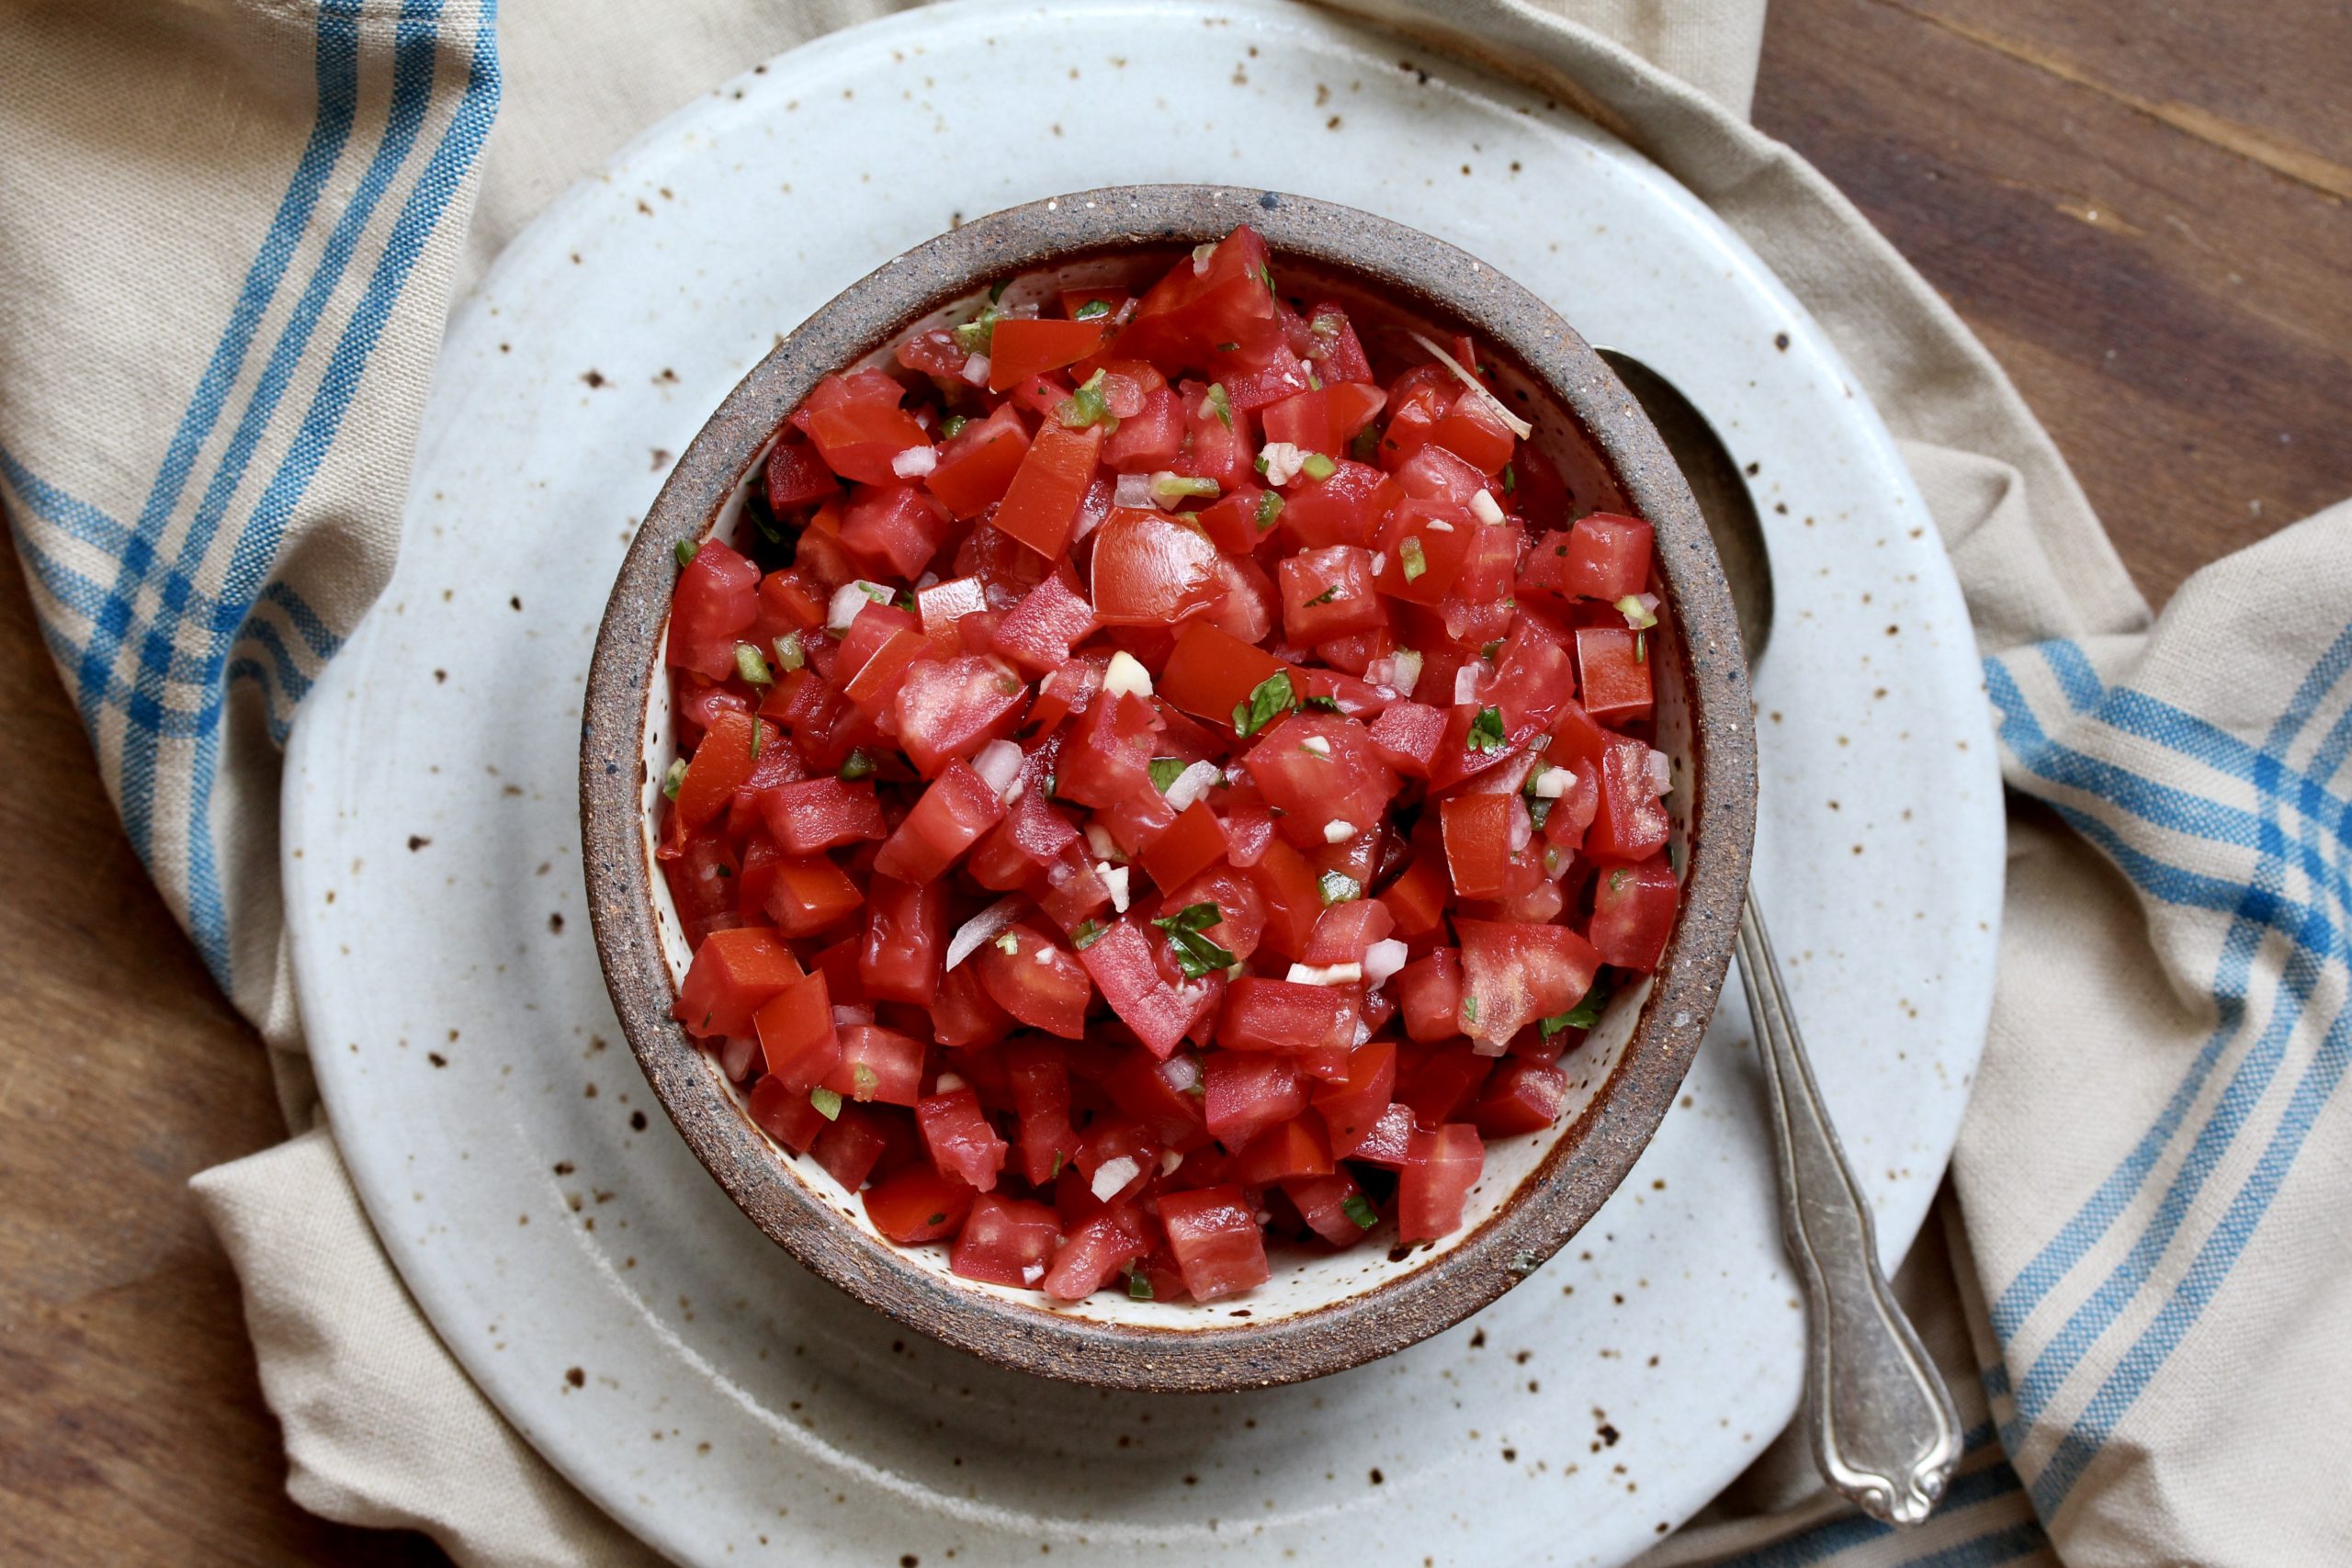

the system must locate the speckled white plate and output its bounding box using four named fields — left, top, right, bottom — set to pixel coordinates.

left=283, top=3, right=2002, bottom=1563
